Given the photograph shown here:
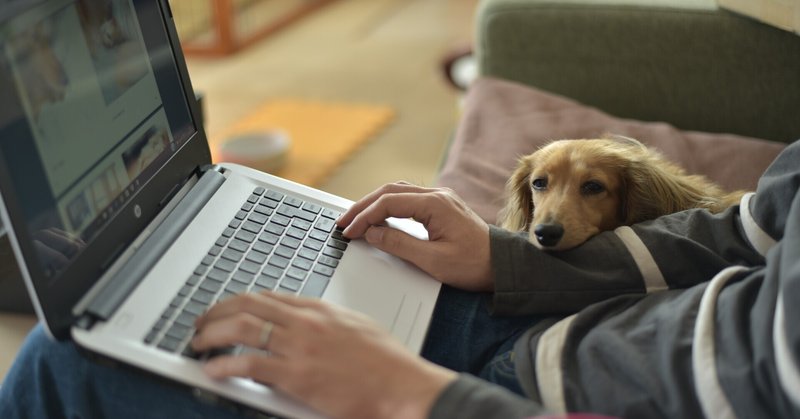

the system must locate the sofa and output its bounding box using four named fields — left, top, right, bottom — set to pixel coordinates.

left=436, top=0, right=799, bottom=225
